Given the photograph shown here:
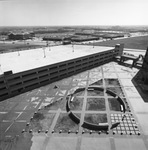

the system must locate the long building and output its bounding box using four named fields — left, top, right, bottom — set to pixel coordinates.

left=8, top=32, right=35, bottom=40
left=0, top=44, right=123, bottom=101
